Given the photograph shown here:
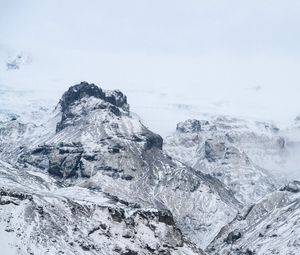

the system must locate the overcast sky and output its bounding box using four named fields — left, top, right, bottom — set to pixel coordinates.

left=1, top=0, right=300, bottom=135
